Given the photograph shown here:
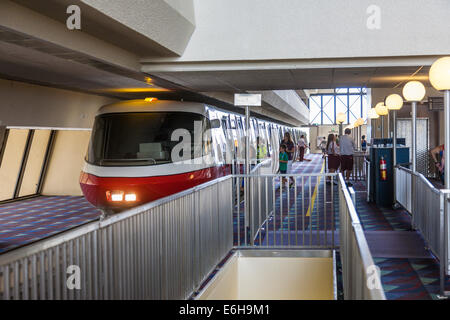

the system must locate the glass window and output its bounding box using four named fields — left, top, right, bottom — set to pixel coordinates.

left=322, top=95, right=335, bottom=125
left=87, top=112, right=209, bottom=166
left=308, top=88, right=367, bottom=125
